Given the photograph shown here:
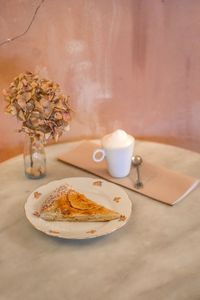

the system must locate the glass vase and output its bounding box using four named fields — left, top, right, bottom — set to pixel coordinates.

left=24, top=135, right=46, bottom=179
